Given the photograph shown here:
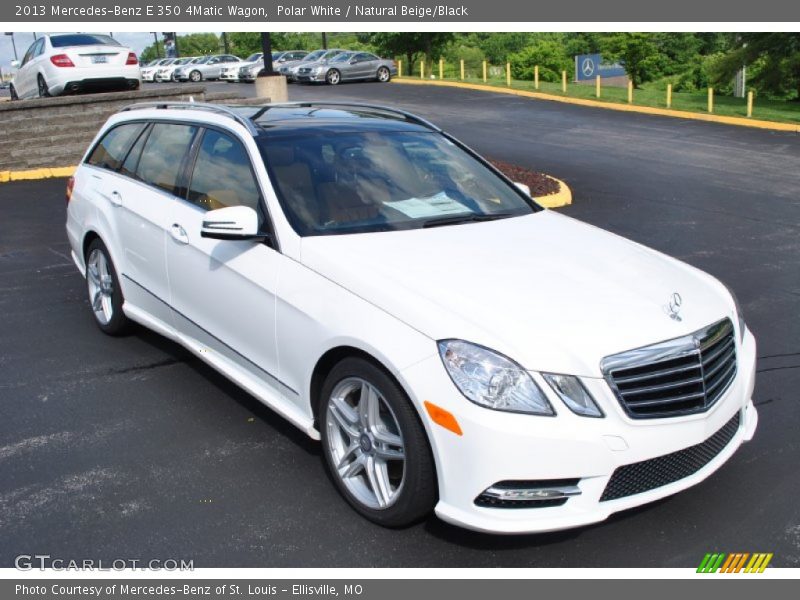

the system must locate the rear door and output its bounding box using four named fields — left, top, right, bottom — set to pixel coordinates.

left=110, top=121, right=198, bottom=328
left=15, top=40, right=38, bottom=97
